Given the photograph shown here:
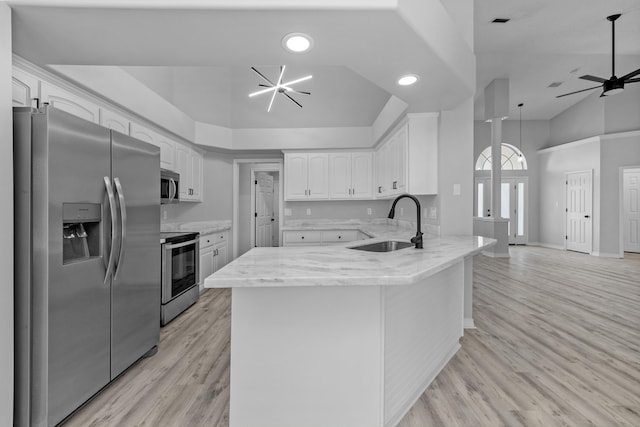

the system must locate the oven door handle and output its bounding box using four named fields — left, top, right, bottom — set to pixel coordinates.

left=103, top=176, right=118, bottom=285
left=113, top=177, right=127, bottom=281
left=164, top=239, right=198, bottom=250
